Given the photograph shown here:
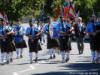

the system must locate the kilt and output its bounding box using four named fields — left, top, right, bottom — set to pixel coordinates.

left=93, top=32, right=100, bottom=50
left=58, top=36, right=70, bottom=51
left=15, top=40, right=27, bottom=48
left=47, top=36, right=58, bottom=49
left=28, top=39, right=42, bottom=52
left=89, top=37, right=95, bottom=51
left=0, top=39, right=15, bottom=53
